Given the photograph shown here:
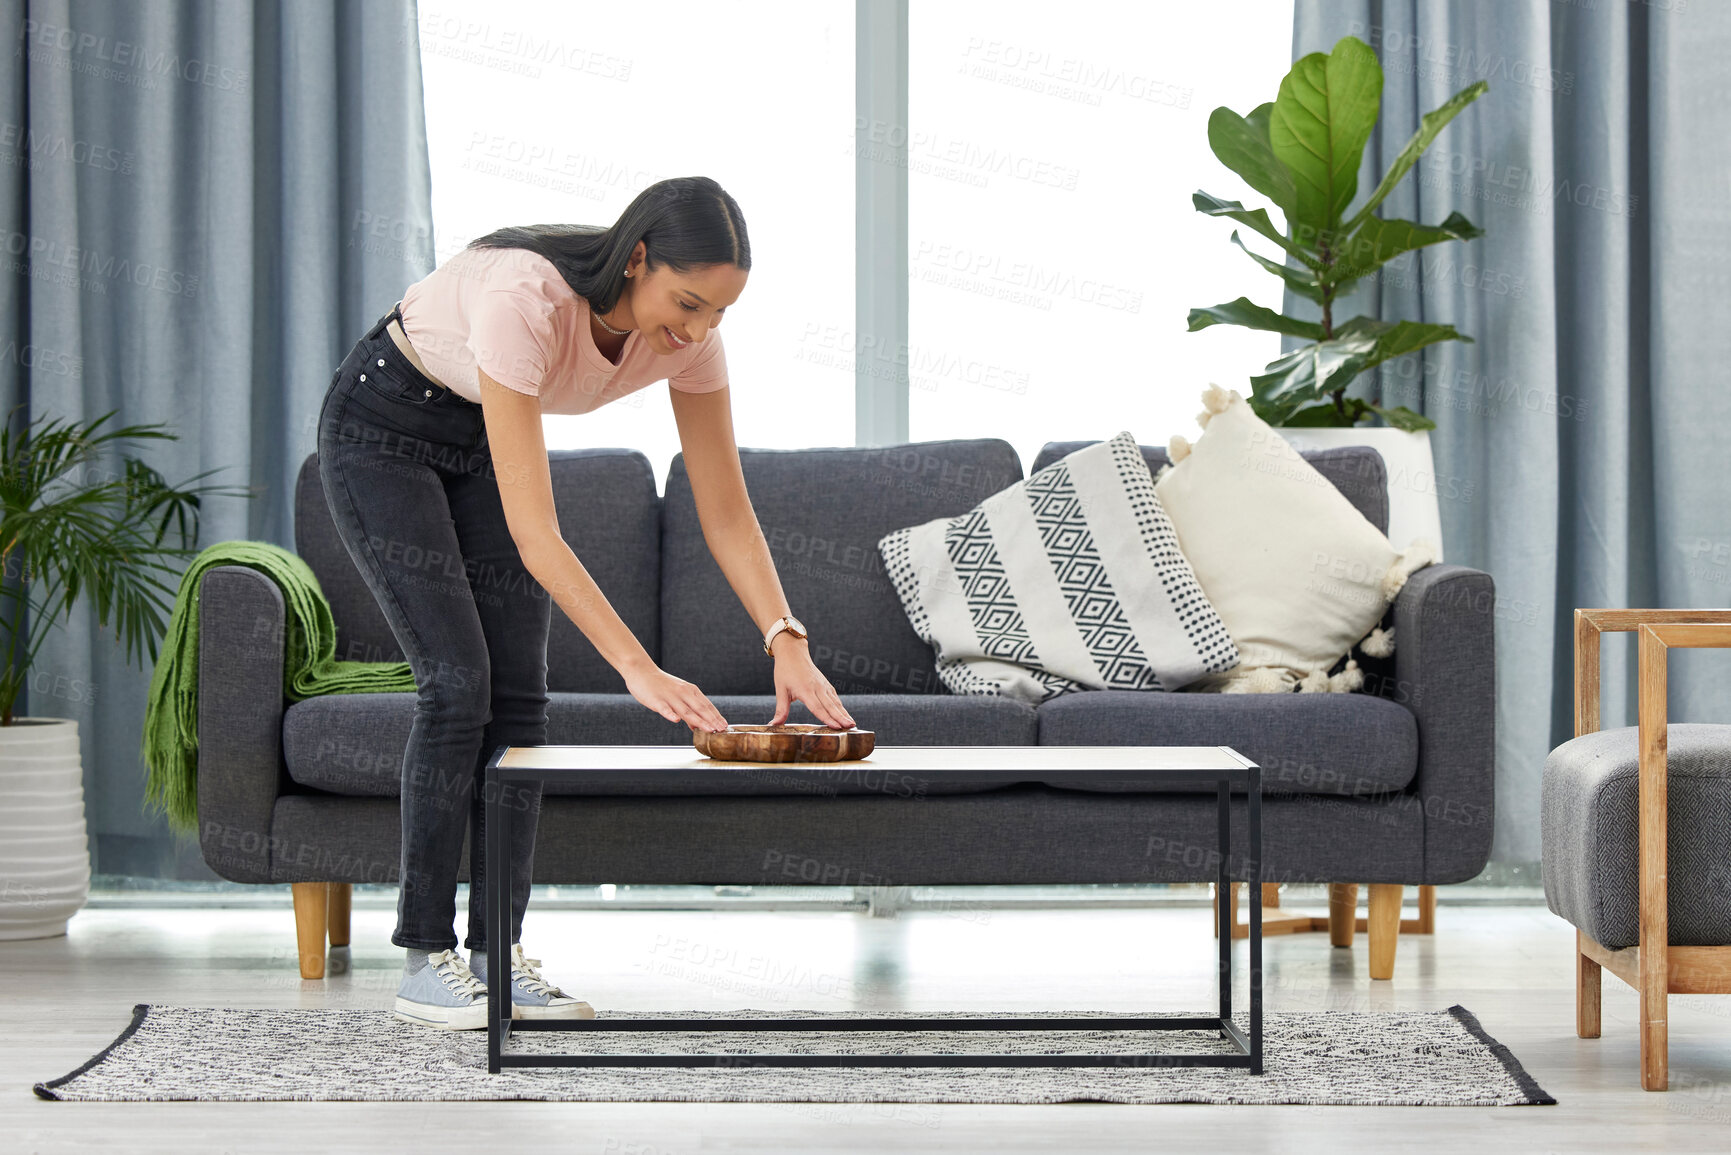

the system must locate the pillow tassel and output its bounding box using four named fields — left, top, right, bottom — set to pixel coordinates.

left=1360, top=626, right=1396, bottom=658
left=1199, top=383, right=1235, bottom=422
left=1224, top=666, right=1296, bottom=694
left=1381, top=539, right=1438, bottom=601
left=1168, top=434, right=1192, bottom=463
left=1328, top=658, right=1364, bottom=693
